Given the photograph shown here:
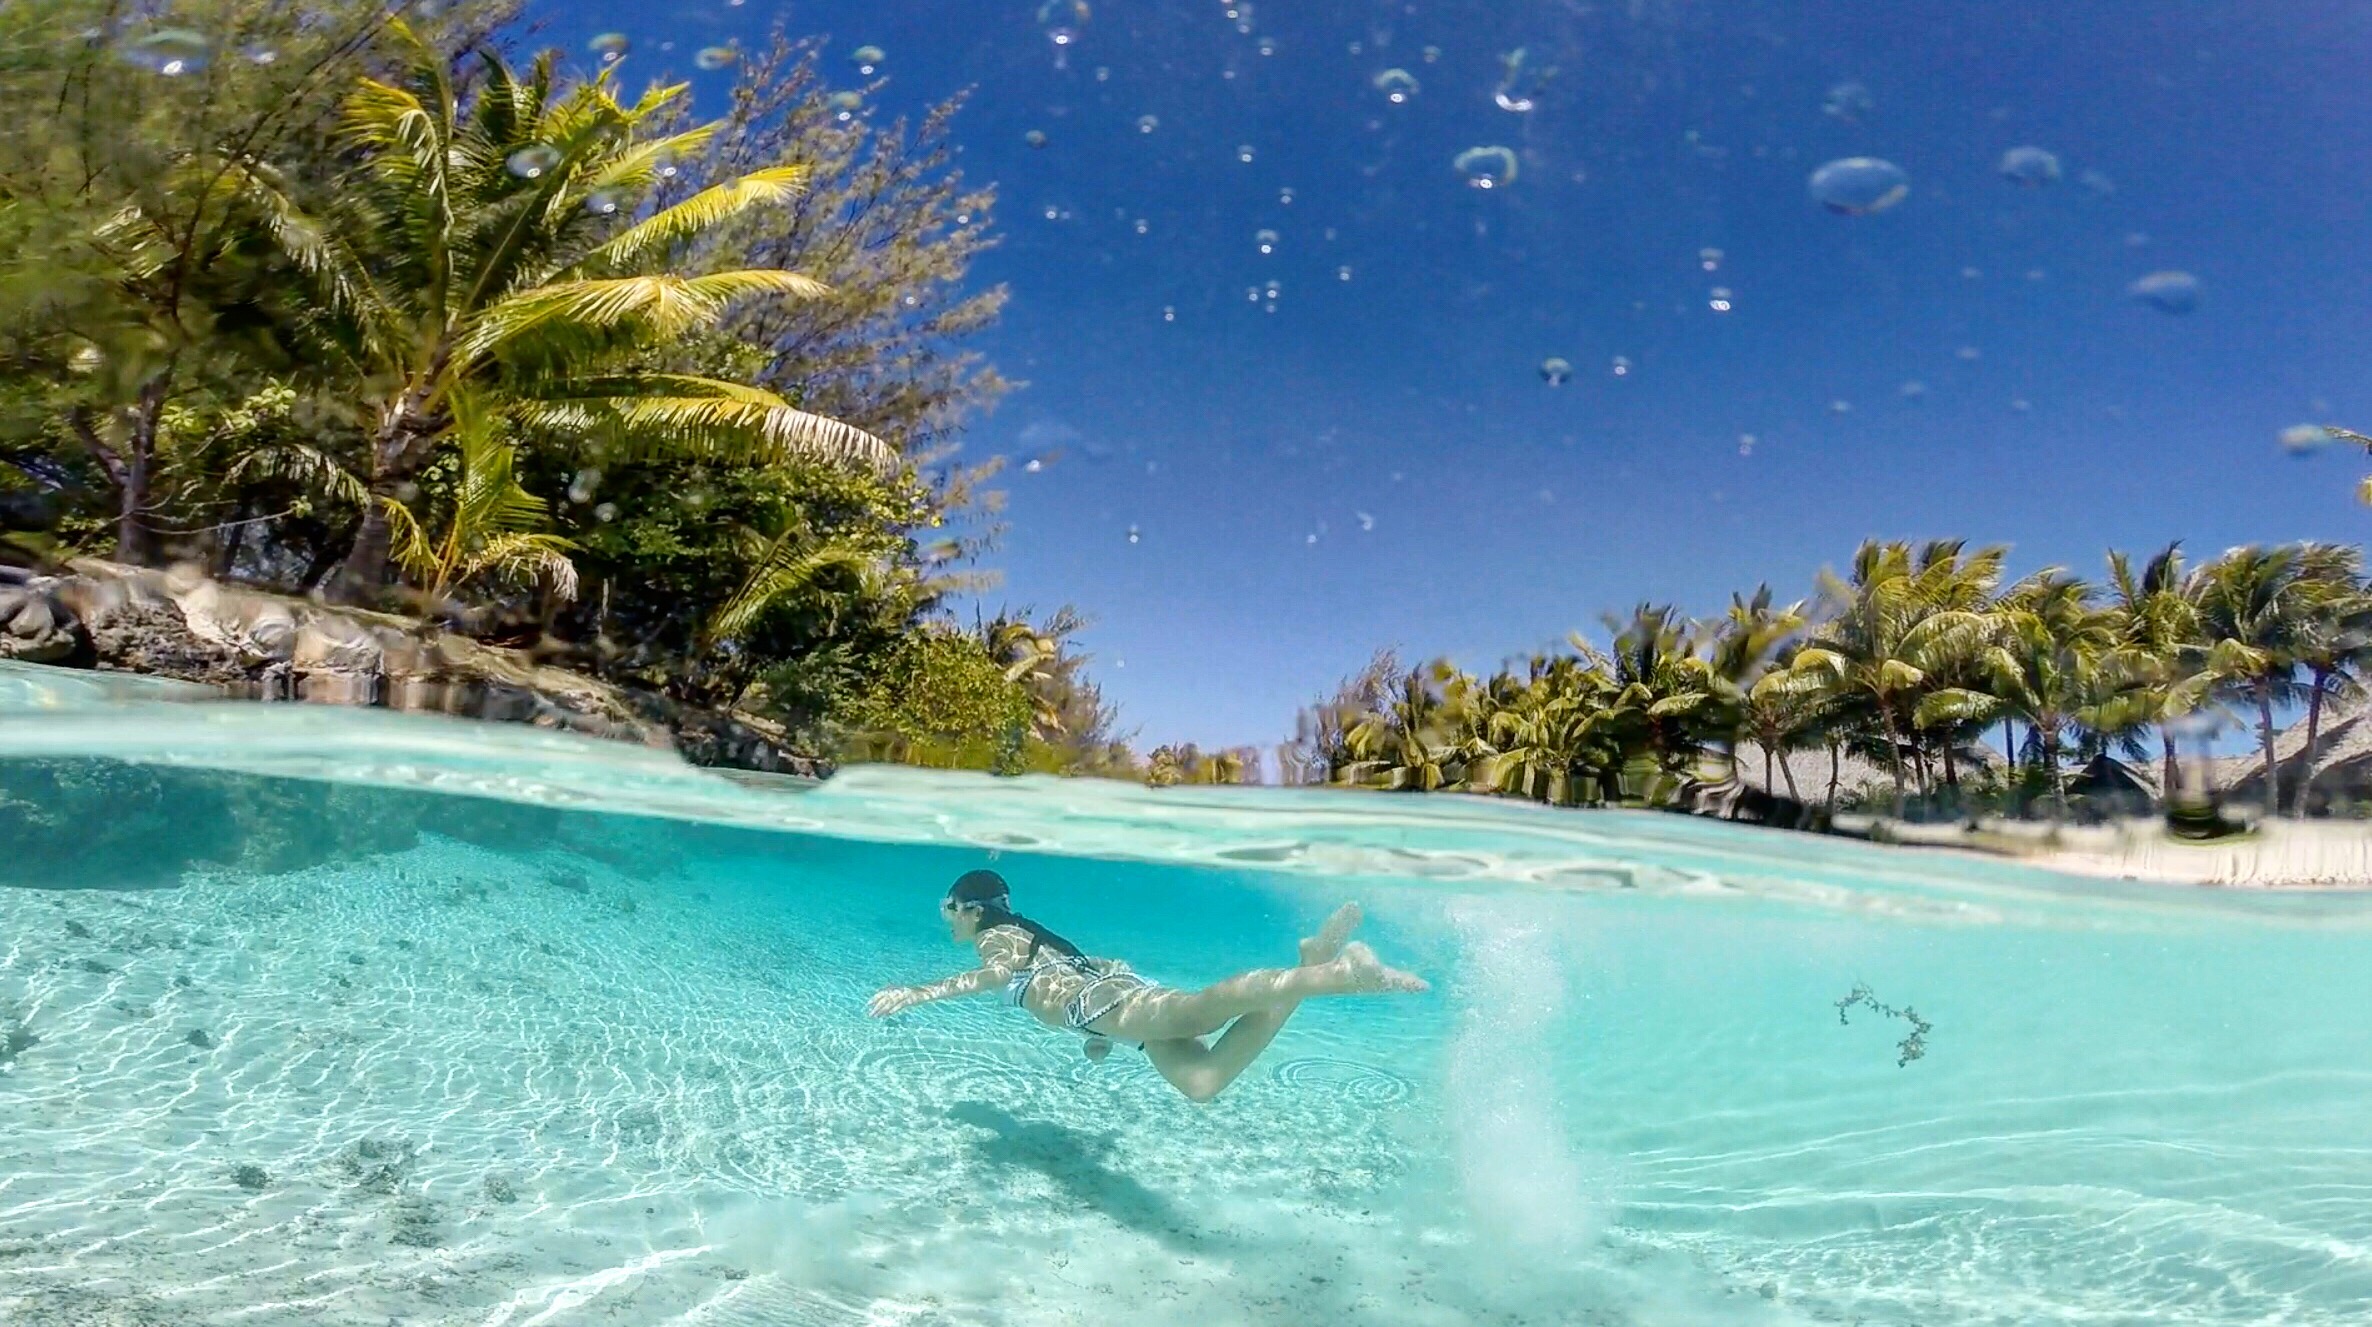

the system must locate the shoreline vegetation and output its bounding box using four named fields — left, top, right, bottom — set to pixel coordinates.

left=3, top=4, right=2369, bottom=889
